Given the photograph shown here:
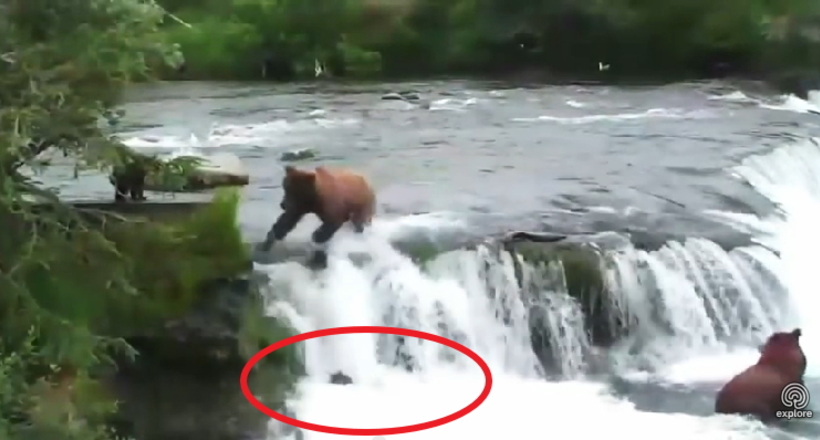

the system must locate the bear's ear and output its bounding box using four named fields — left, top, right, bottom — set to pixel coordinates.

left=792, top=328, right=802, bottom=339
left=284, top=165, right=296, bottom=175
